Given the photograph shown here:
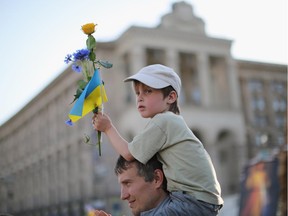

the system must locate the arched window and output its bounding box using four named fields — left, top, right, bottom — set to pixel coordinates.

left=216, top=130, right=239, bottom=195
